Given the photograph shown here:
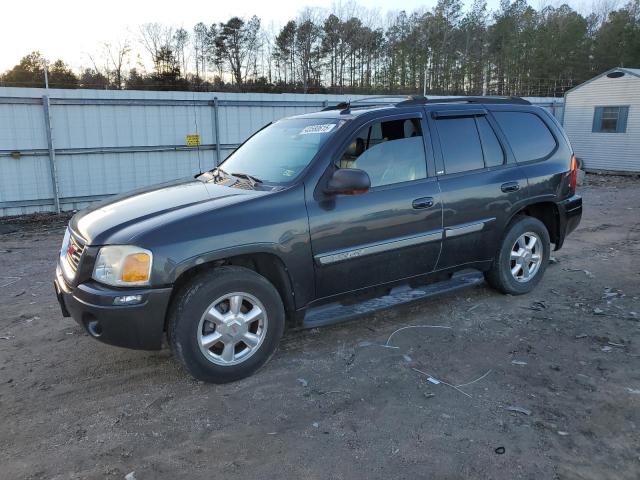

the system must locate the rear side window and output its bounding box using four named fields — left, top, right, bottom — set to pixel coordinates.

left=436, top=116, right=505, bottom=174
left=436, top=117, right=484, bottom=174
left=476, top=117, right=505, bottom=167
left=493, top=112, right=556, bottom=162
